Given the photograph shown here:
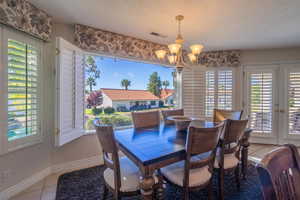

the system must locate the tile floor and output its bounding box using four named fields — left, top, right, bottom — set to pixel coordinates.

left=9, top=143, right=300, bottom=200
